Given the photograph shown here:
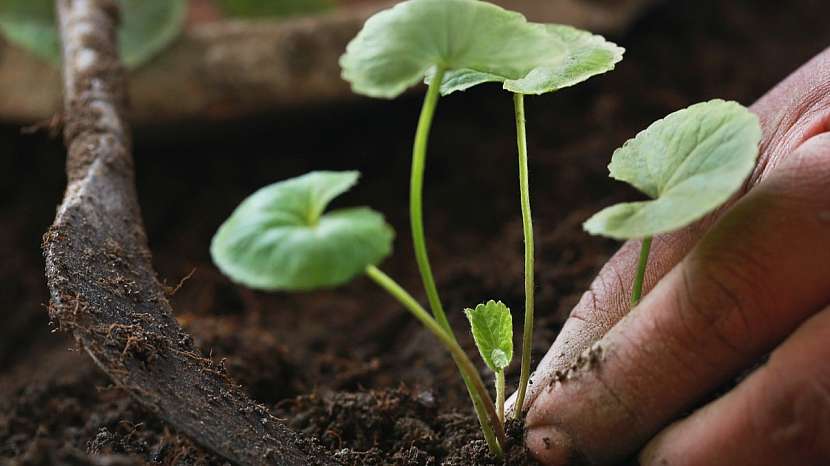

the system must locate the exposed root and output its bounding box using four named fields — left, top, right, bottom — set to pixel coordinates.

left=42, top=1, right=336, bottom=464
